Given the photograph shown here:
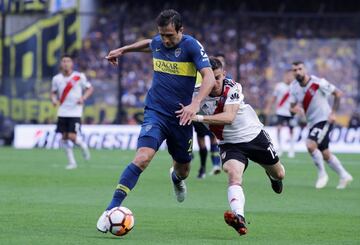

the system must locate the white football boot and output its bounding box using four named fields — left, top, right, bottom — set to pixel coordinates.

left=336, top=175, right=353, bottom=189
left=96, top=210, right=109, bottom=233
left=65, top=163, right=77, bottom=170
left=169, top=167, right=187, bottom=202
left=315, top=173, right=329, bottom=189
